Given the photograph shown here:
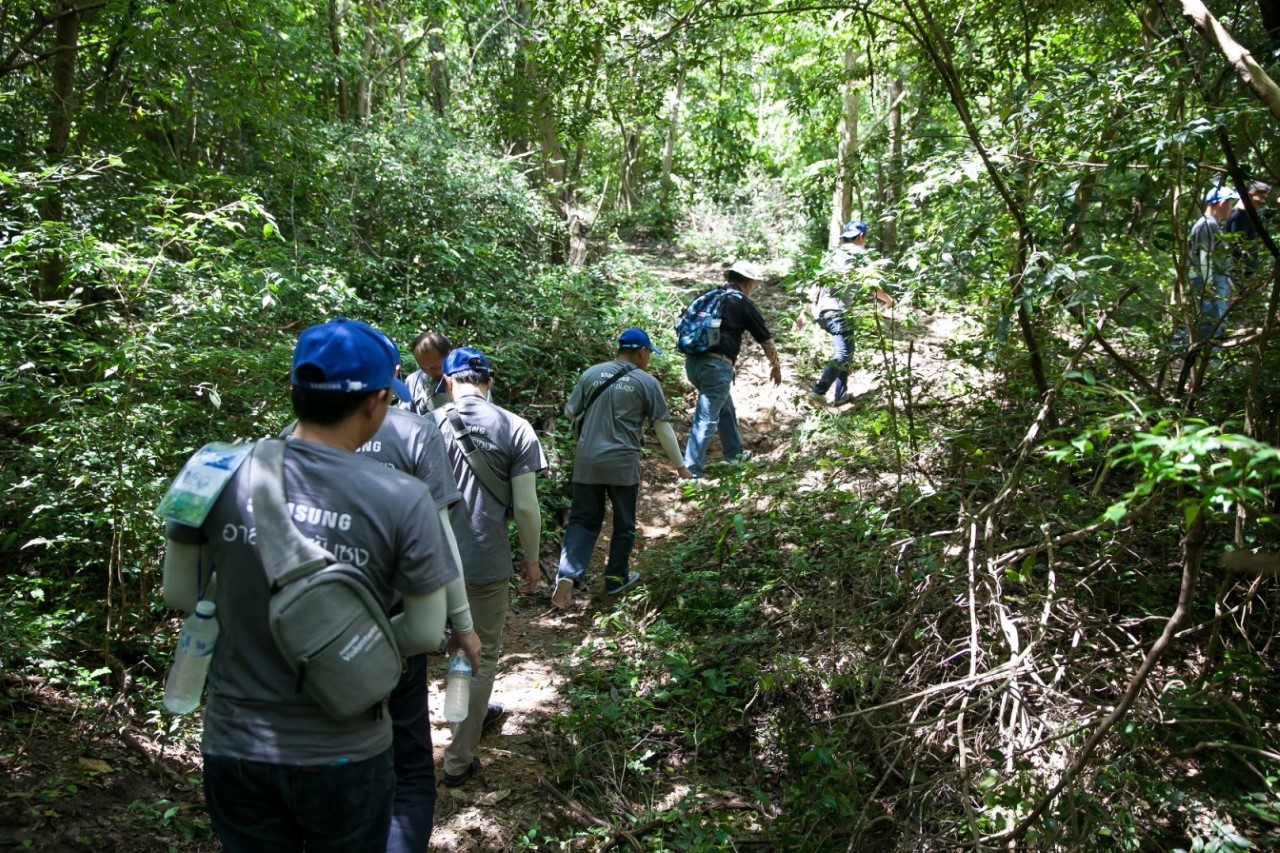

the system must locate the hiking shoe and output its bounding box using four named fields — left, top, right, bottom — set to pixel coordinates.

left=482, top=703, right=507, bottom=735
left=729, top=449, right=754, bottom=465
left=606, top=571, right=642, bottom=596
left=832, top=394, right=853, bottom=406
left=442, top=756, right=480, bottom=788
left=806, top=391, right=828, bottom=406
left=551, top=578, right=574, bottom=609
